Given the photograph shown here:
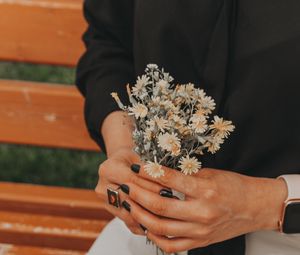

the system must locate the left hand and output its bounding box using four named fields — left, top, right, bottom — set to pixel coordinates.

left=120, top=166, right=287, bottom=253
